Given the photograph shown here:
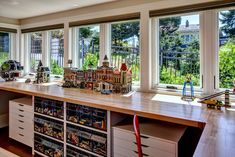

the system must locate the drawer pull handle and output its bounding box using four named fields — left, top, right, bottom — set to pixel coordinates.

left=140, top=135, right=149, bottom=139
left=18, top=120, right=24, bottom=123
left=19, top=134, right=24, bottom=137
left=133, top=142, right=149, bottom=148
left=133, top=133, right=149, bottom=139
left=19, top=104, right=24, bottom=107
left=19, top=109, right=24, bottom=112
left=18, top=127, right=24, bottom=130
left=18, top=115, right=24, bottom=117
left=134, top=150, right=149, bottom=156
